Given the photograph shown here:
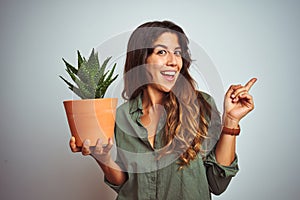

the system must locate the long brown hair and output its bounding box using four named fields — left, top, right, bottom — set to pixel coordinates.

left=122, top=20, right=214, bottom=168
